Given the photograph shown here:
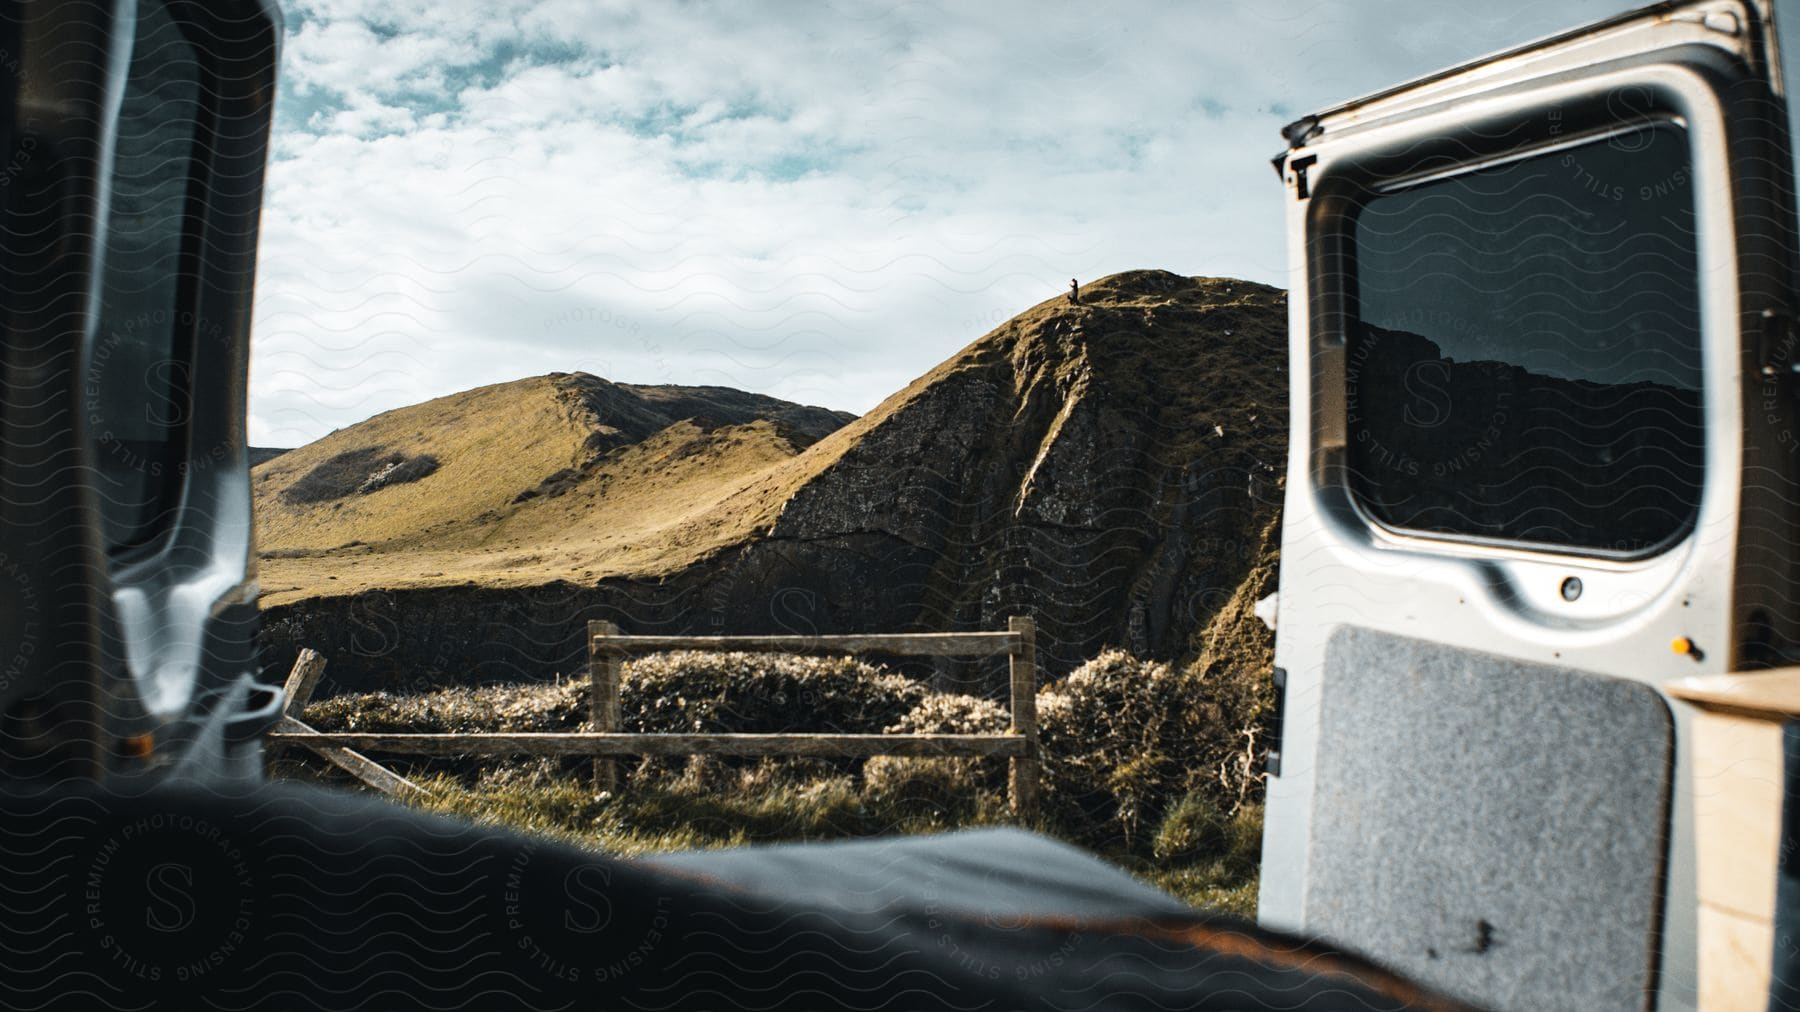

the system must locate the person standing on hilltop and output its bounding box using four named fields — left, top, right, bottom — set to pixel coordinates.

left=1068, top=278, right=1080, bottom=305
